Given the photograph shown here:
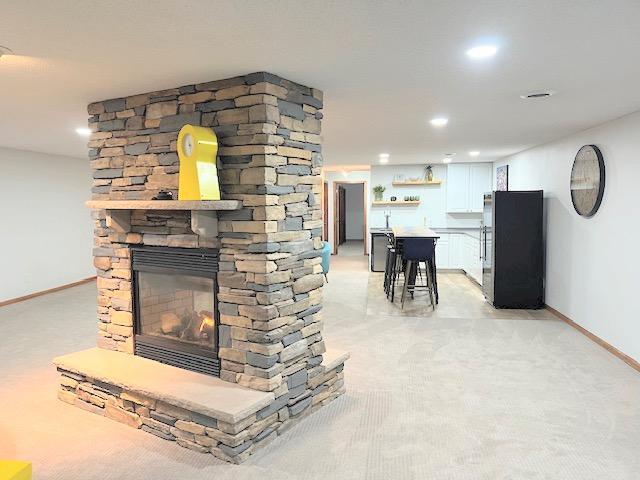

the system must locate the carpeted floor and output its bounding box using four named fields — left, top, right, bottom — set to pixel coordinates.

left=336, top=240, right=366, bottom=257
left=1, top=255, right=640, bottom=479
